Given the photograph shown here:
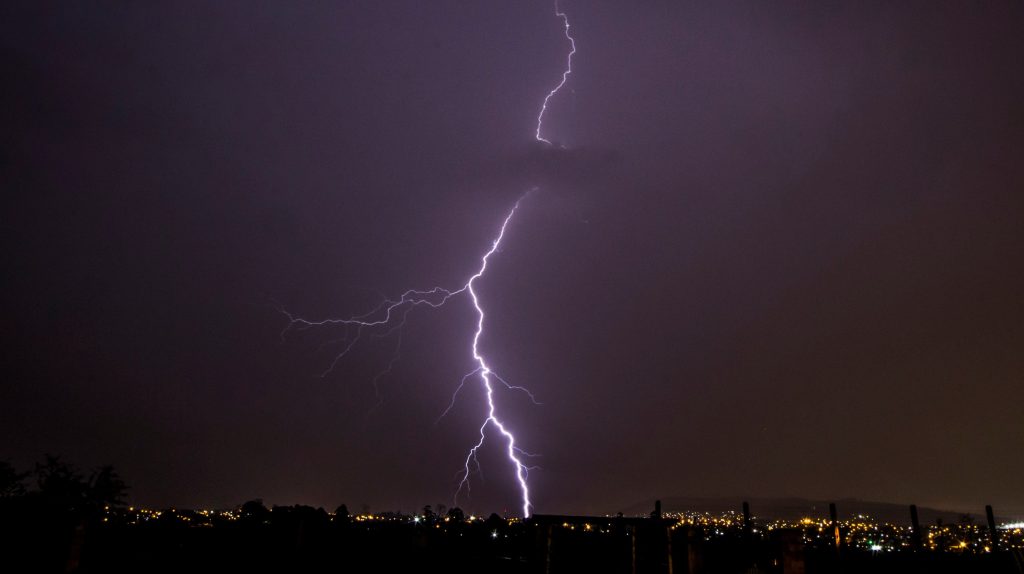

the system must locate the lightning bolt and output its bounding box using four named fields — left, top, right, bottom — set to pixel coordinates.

left=282, top=196, right=536, bottom=516
left=282, top=1, right=577, bottom=519
left=535, top=0, right=577, bottom=145
left=454, top=198, right=533, bottom=518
